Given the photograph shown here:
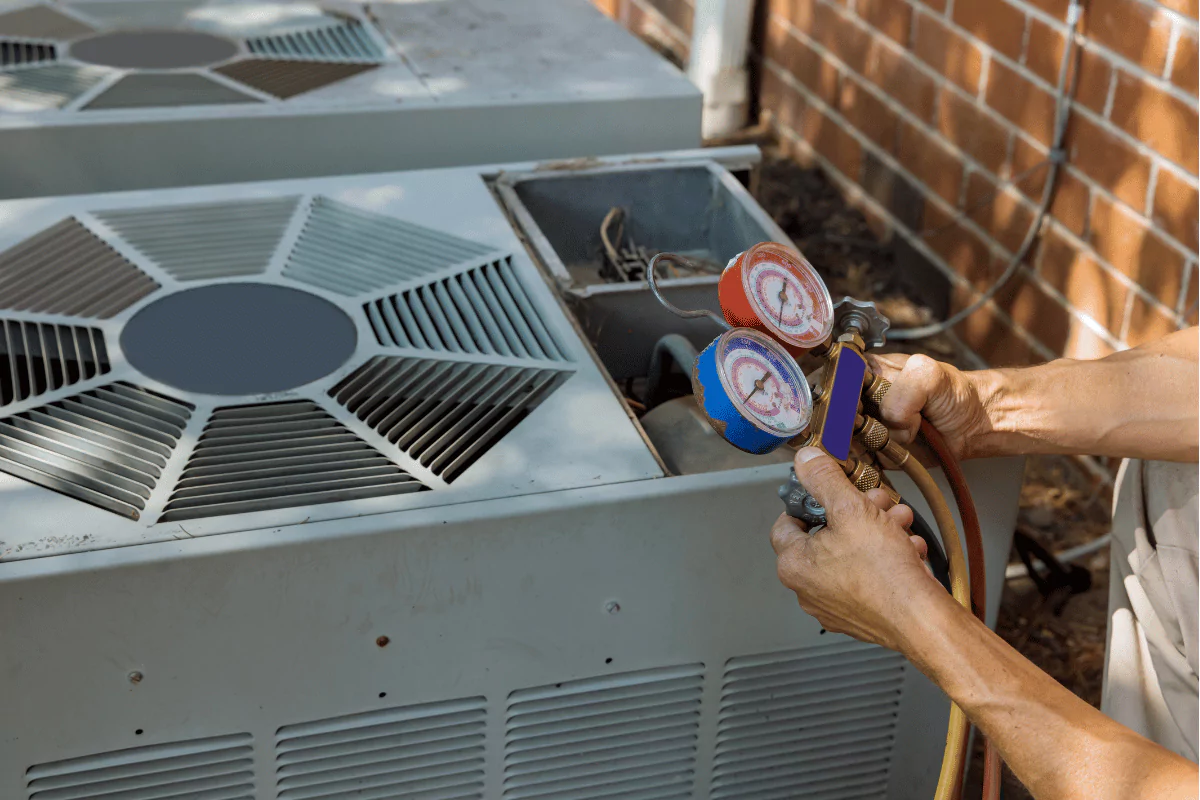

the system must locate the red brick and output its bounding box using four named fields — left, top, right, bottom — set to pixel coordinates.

left=1009, top=138, right=1091, bottom=235
left=1152, top=168, right=1200, bottom=252
left=1036, top=227, right=1128, bottom=334
left=898, top=119, right=966, bottom=202
left=1126, top=294, right=1180, bottom=345
left=1022, top=0, right=1071, bottom=20
left=1025, top=36, right=1111, bottom=114
left=762, top=65, right=807, bottom=133
left=1064, top=319, right=1118, bottom=360
left=937, top=89, right=1011, bottom=174
left=1110, top=71, right=1199, bottom=173
left=626, top=2, right=689, bottom=57
left=856, top=0, right=913, bottom=44
left=953, top=0, right=1026, bottom=61
left=1171, top=31, right=1199, bottom=95
left=1065, top=115, right=1152, bottom=209
left=805, top=103, right=865, bottom=179
left=644, top=0, right=693, bottom=33
left=993, top=271, right=1072, bottom=353
left=811, top=3, right=872, bottom=74
left=768, top=0, right=817, bottom=29
left=1156, top=0, right=1198, bottom=19
left=839, top=77, right=899, bottom=151
left=863, top=38, right=937, bottom=119
left=923, top=204, right=994, bottom=285
left=591, top=0, right=620, bottom=15
left=986, top=59, right=1057, bottom=146
left=913, top=0, right=947, bottom=13
left=953, top=287, right=1047, bottom=366
left=1184, top=267, right=1199, bottom=316
left=964, top=171, right=1038, bottom=254
left=1090, top=194, right=1187, bottom=304
left=913, top=12, right=985, bottom=93
left=765, top=17, right=840, bottom=104
left=1085, top=0, right=1174, bottom=74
